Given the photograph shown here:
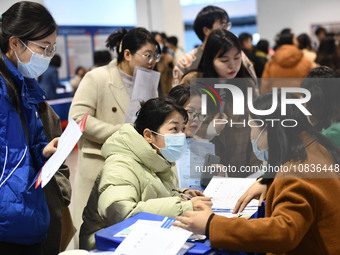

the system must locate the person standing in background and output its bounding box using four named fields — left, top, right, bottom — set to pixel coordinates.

left=38, top=54, right=66, bottom=100
left=167, top=36, right=185, bottom=63
left=315, top=36, right=340, bottom=70
left=69, top=27, right=161, bottom=248
left=172, top=5, right=256, bottom=86
left=70, top=66, right=87, bottom=95
left=297, top=33, right=317, bottom=65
